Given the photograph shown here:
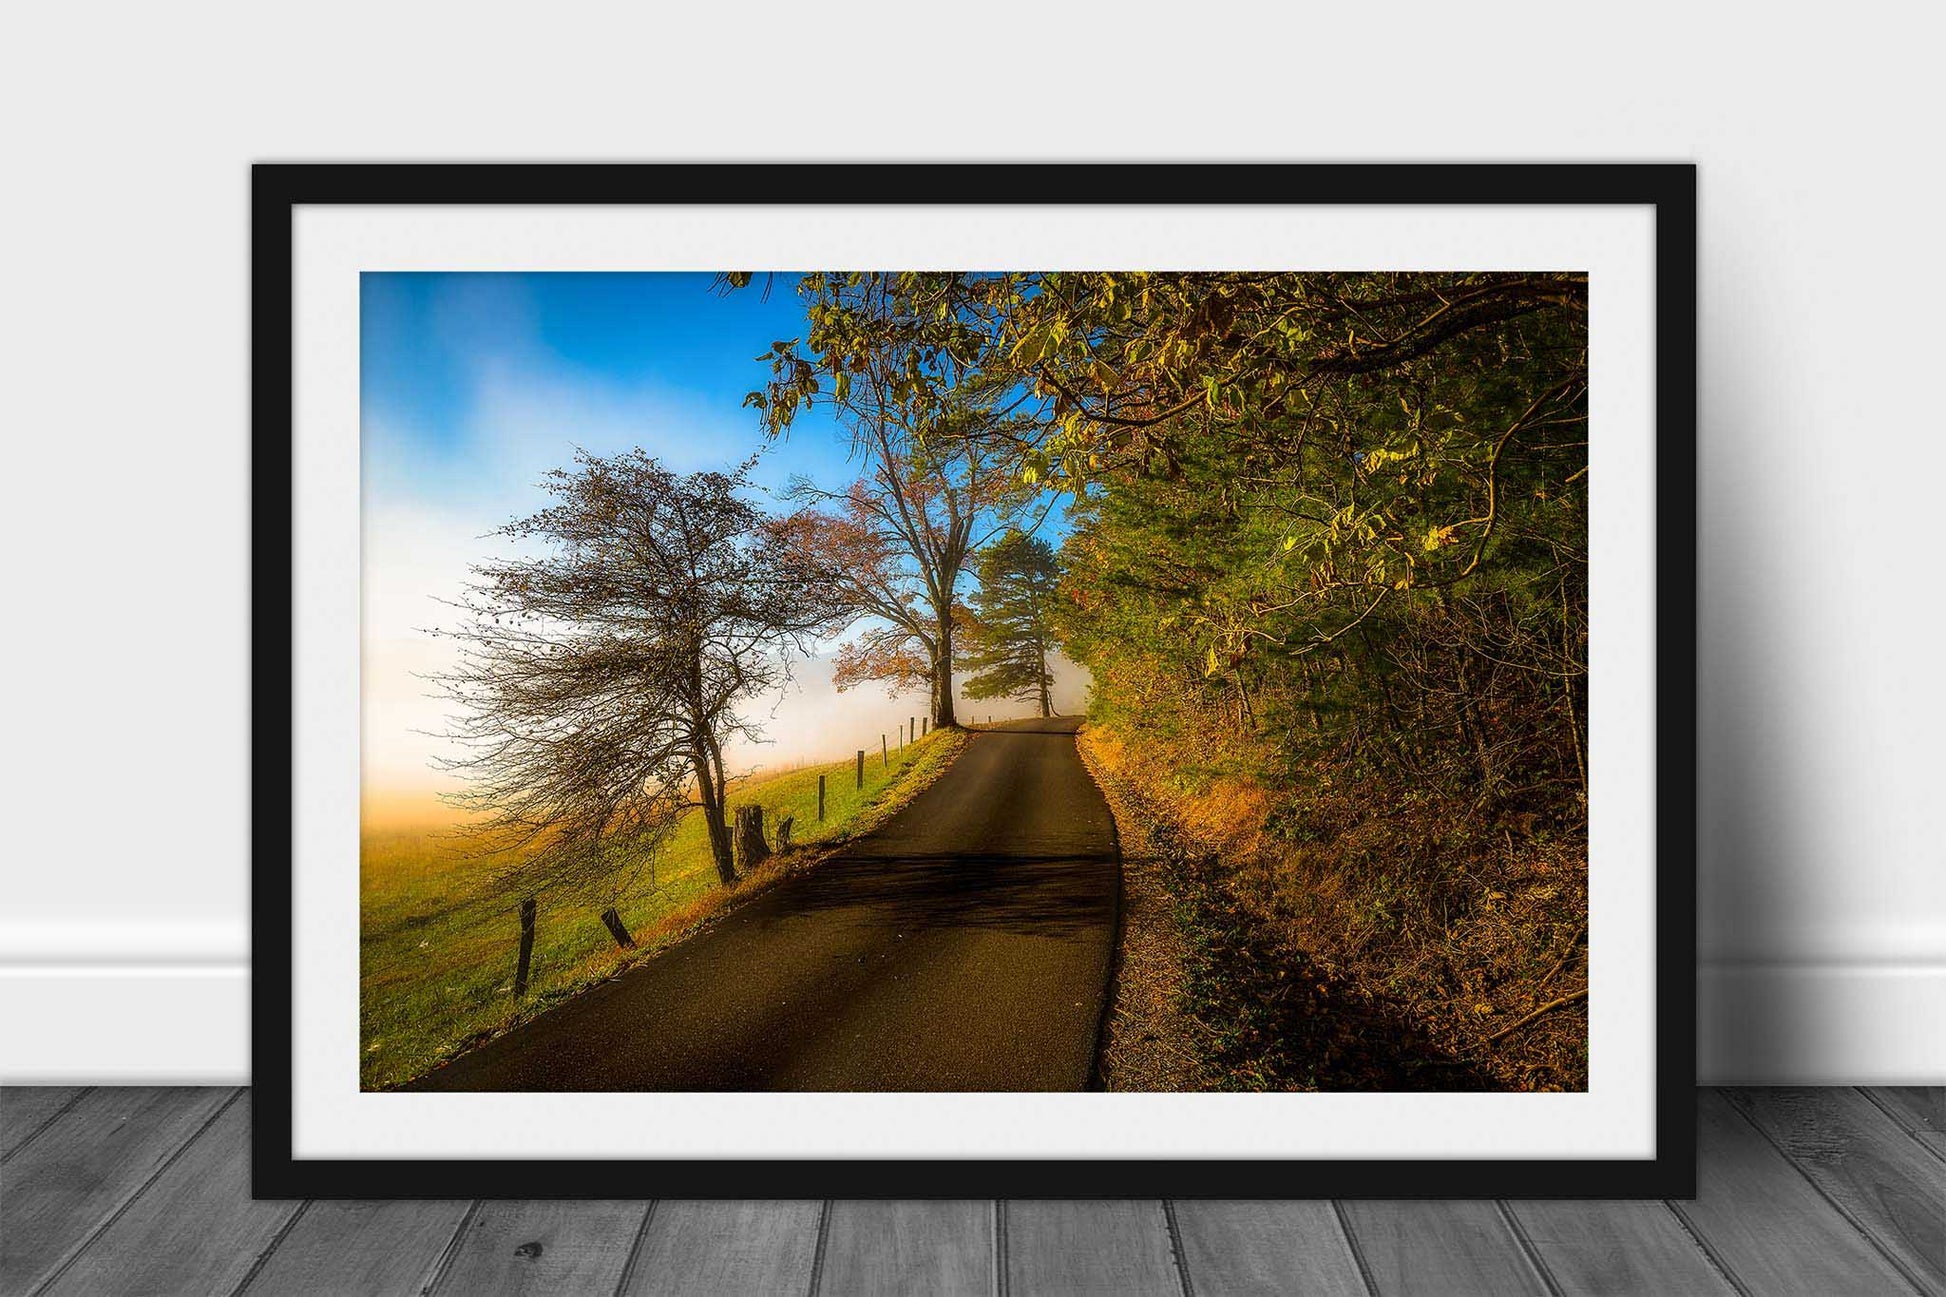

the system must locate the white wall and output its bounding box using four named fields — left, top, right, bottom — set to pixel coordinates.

left=2, top=2, right=1939, bottom=1084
